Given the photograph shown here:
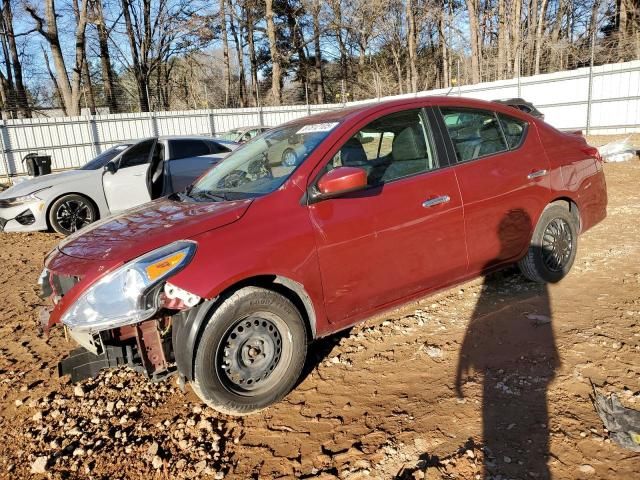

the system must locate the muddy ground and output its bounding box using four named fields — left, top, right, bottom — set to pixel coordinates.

left=0, top=138, right=639, bottom=479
